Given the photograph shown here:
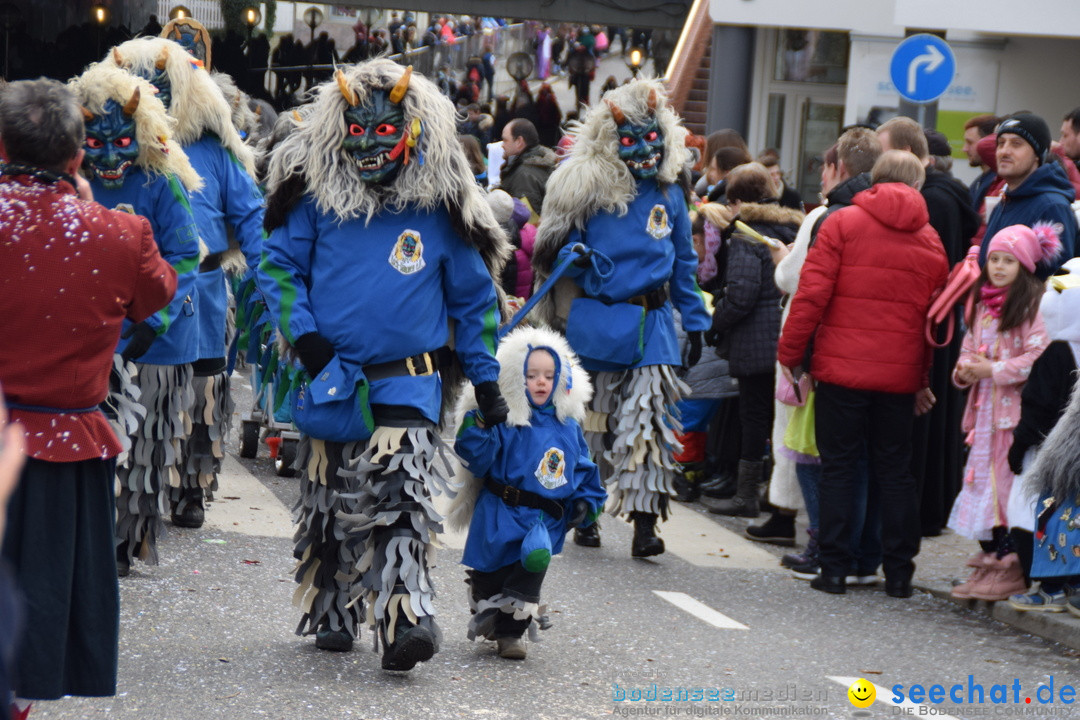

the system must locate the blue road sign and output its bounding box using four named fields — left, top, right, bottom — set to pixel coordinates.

left=889, top=34, right=956, bottom=104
